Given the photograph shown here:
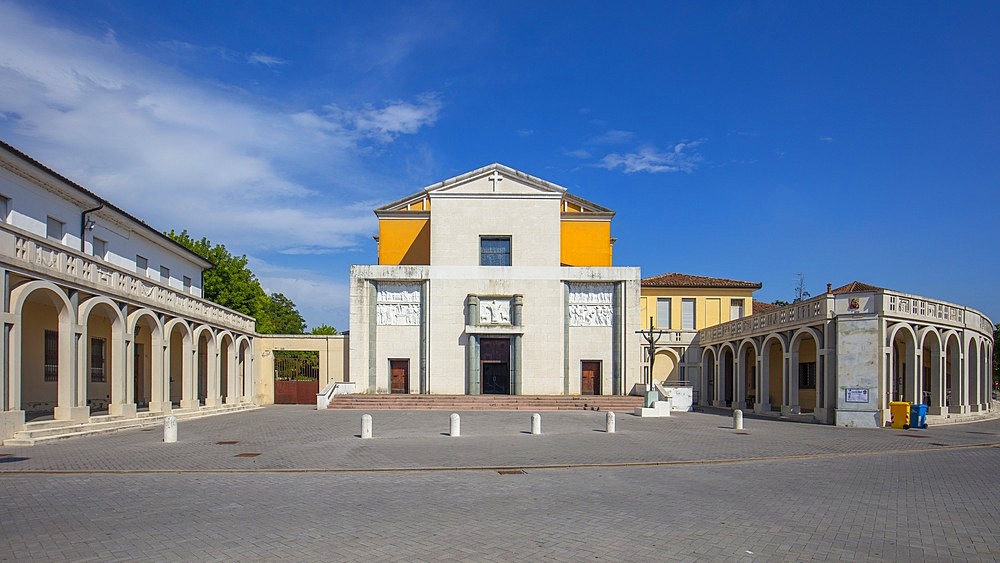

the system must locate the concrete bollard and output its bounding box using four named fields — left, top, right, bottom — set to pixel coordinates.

left=450, top=413, right=461, bottom=437
left=734, top=409, right=744, bottom=430
left=163, top=415, right=177, bottom=443
left=606, top=411, right=616, bottom=433
left=531, top=413, right=541, bottom=435
left=361, top=413, right=373, bottom=439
